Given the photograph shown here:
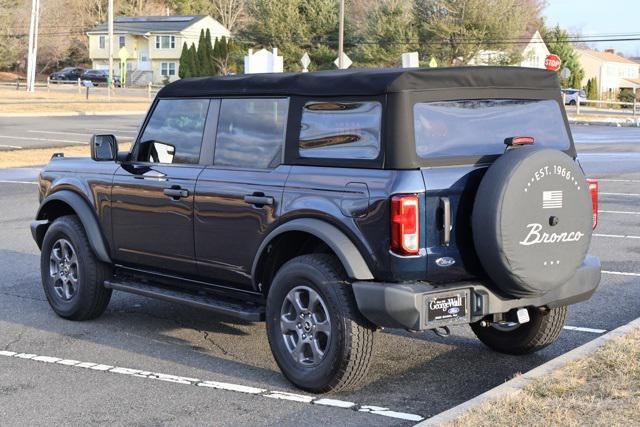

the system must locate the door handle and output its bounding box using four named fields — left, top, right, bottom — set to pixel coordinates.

left=244, top=193, right=274, bottom=207
left=163, top=187, right=189, bottom=199
left=440, top=197, right=452, bottom=246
